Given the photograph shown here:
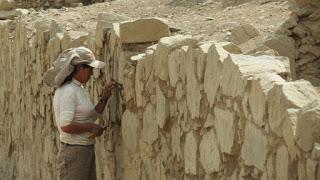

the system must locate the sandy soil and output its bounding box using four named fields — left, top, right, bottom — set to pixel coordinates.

left=23, top=0, right=298, bottom=42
